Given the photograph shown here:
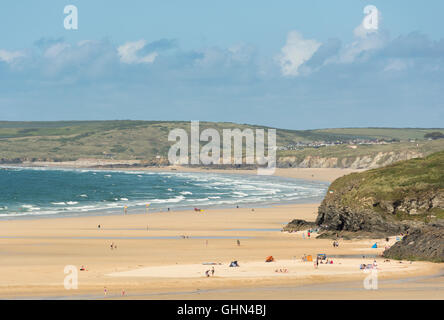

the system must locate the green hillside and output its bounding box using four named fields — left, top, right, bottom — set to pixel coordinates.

left=0, top=121, right=443, bottom=162
left=323, top=151, right=444, bottom=220
left=312, top=127, right=444, bottom=141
